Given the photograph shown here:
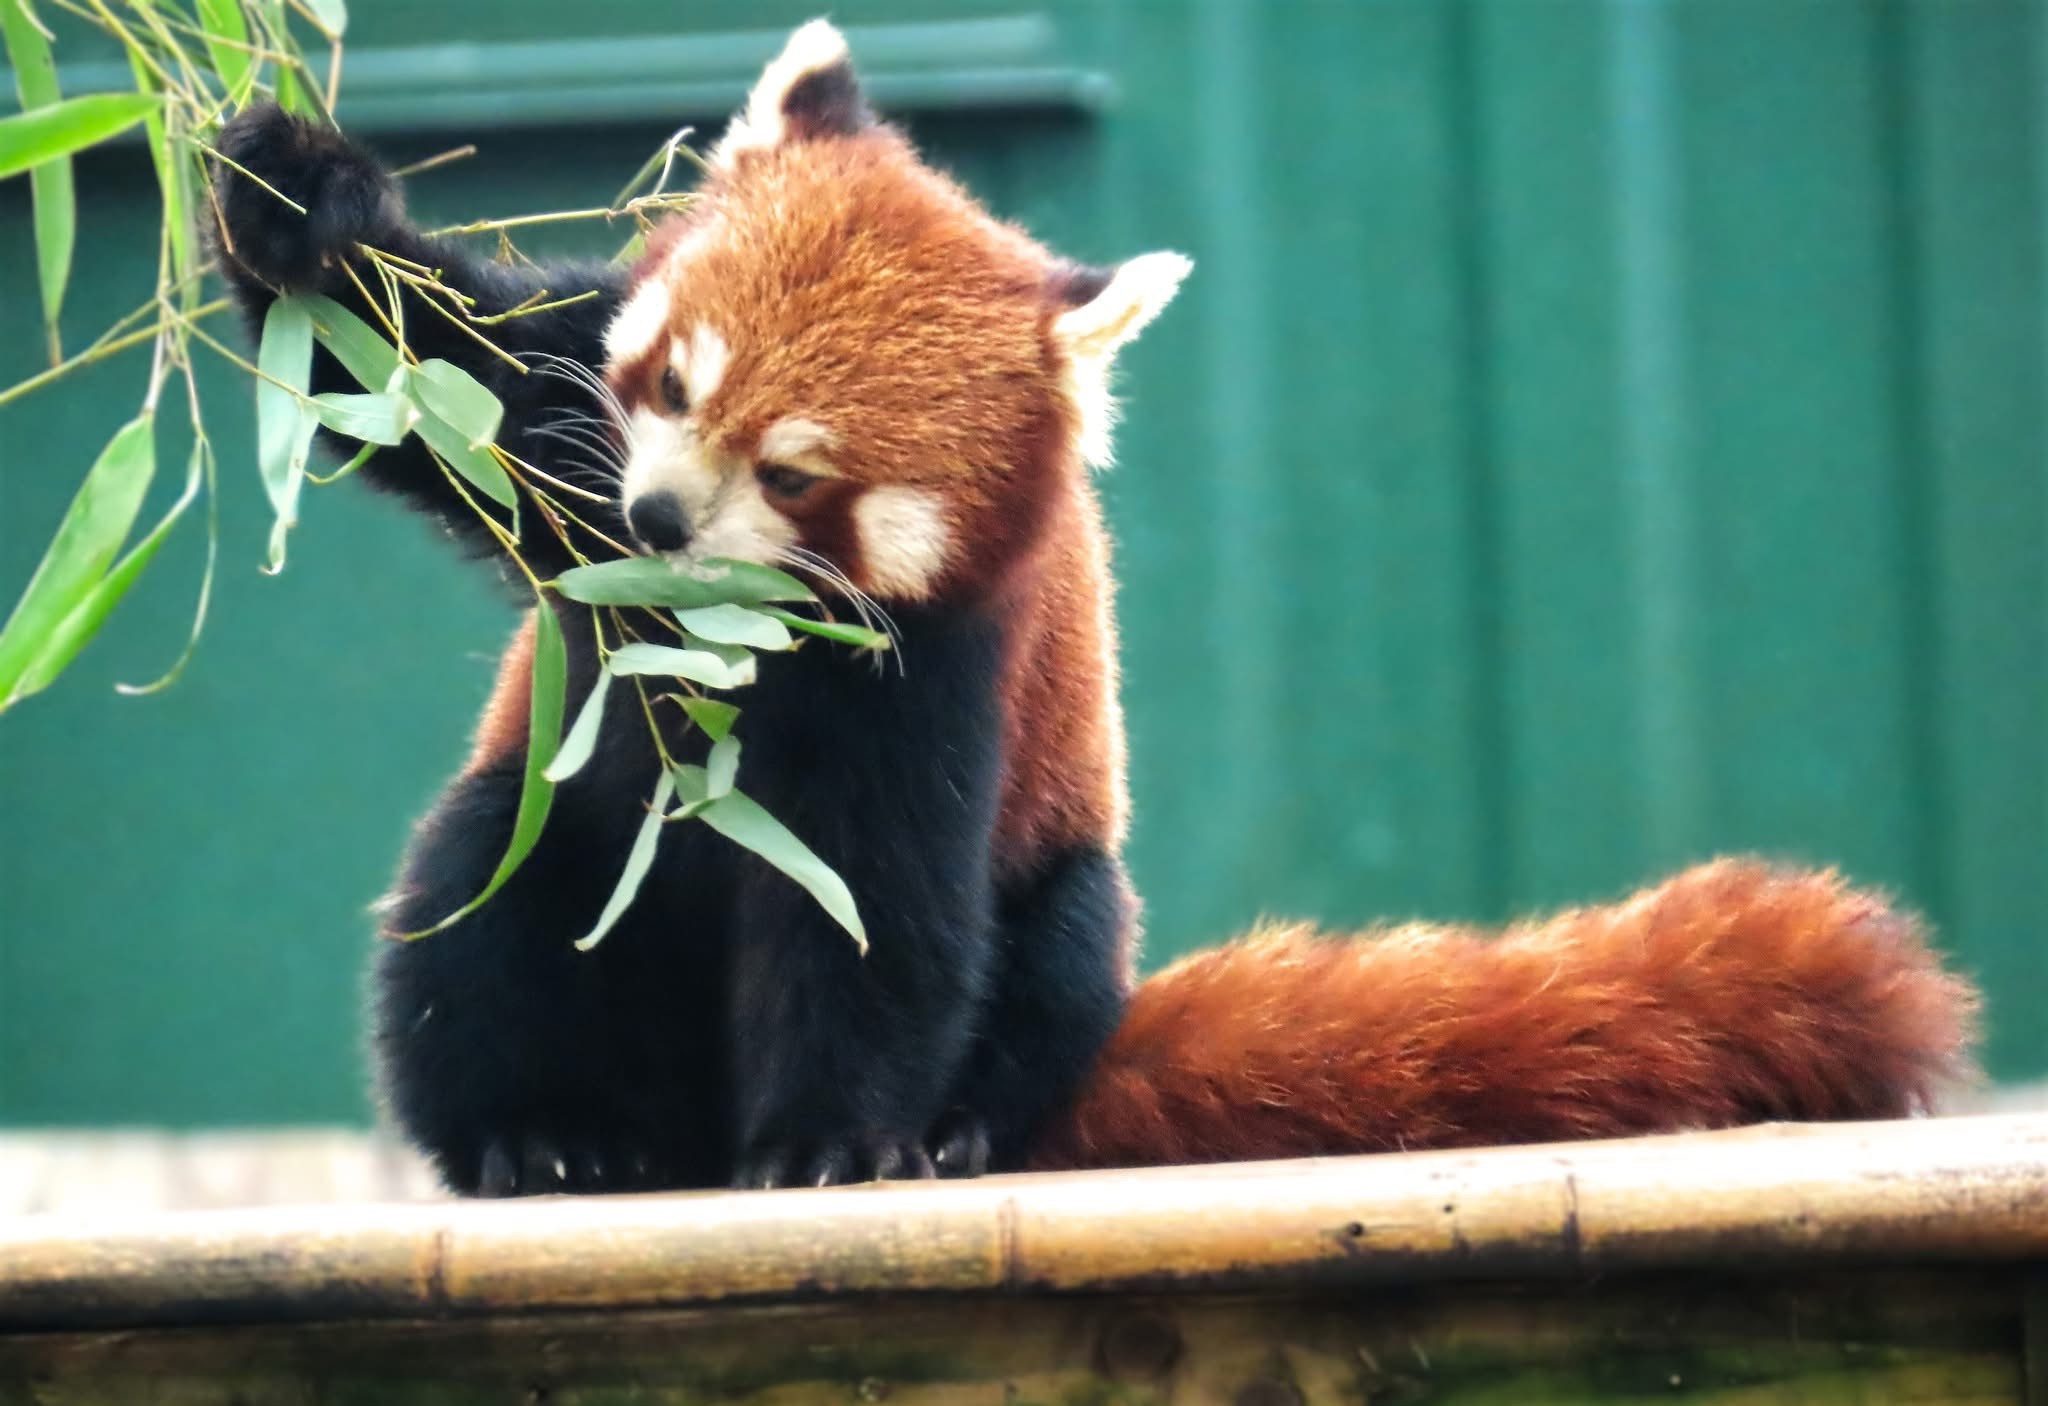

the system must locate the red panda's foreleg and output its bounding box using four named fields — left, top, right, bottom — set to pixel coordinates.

left=923, top=846, right=1134, bottom=1174
left=211, top=105, right=629, bottom=575
left=723, top=610, right=1013, bottom=1189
